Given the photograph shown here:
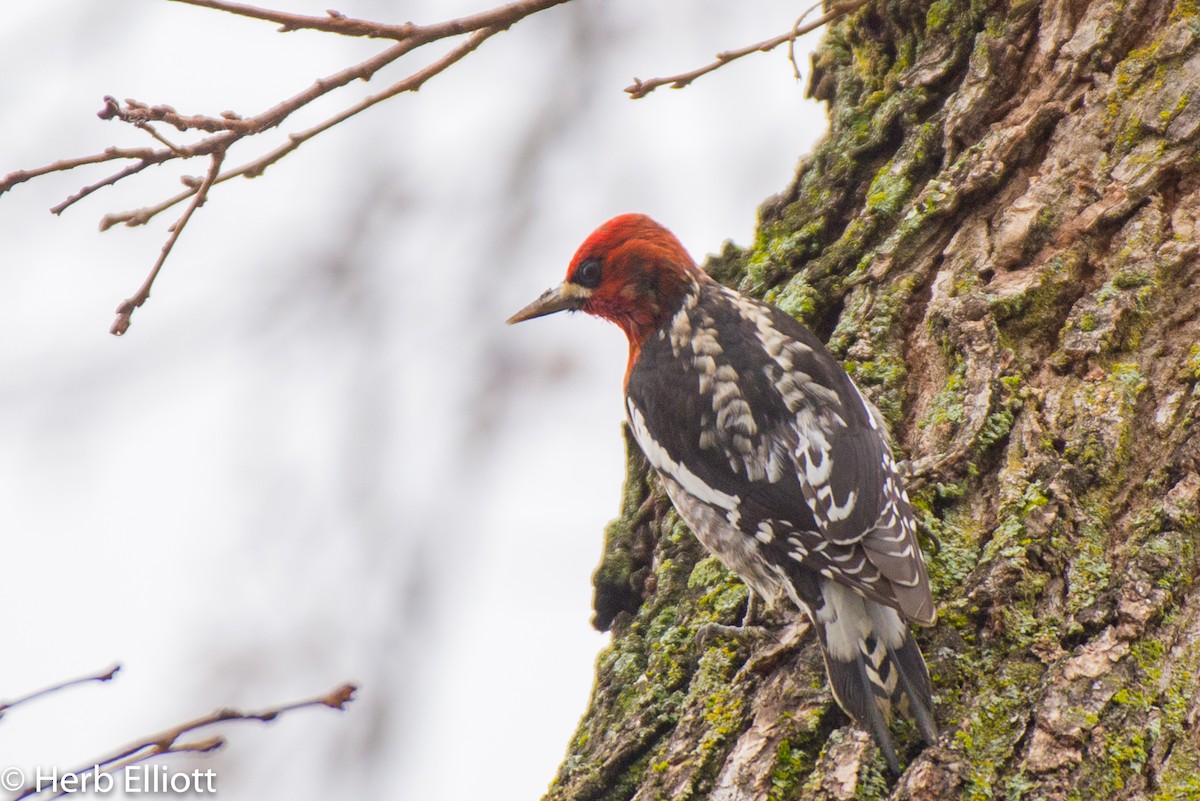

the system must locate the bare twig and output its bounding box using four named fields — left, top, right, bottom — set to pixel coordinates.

left=168, top=0, right=569, bottom=40
left=0, top=0, right=571, bottom=335
left=787, top=0, right=828, bottom=79
left=1, top=148, right=160, bottom=195
left=51, top=154, right=173, bottom=216
left=626, top=0, right=868, bottom=99
left=100, top=25, right=502, bottom=233
left=11, top=682, right=358, bottom=800
left=134, top=120, right=187, bottom=154
left=170, top=0, right=417, bottom=37
left=110, top=149, right=225, bottom=335
left=0, top=664, right=120, bottom=721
